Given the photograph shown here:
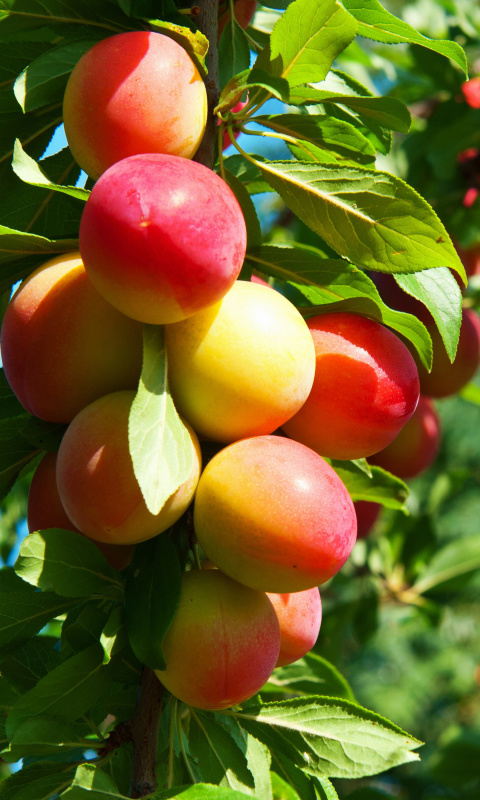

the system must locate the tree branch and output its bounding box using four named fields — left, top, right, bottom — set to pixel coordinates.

left=194, top=0, right=220, bottom=170
left=129, top=667, right=164, bottom=798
